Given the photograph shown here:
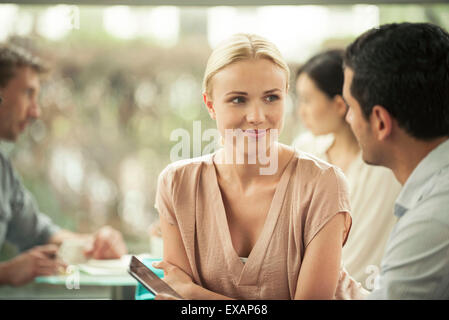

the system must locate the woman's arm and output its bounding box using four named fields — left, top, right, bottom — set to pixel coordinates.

left=294, top=212, right=349, bottom=299
left=158, top=215, right=234, bottom=300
